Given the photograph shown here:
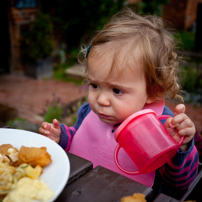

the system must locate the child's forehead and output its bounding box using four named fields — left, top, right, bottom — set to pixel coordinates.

left=88, top=41, right=143, bottom=75
left=87, top=44, right=144, bottom=83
